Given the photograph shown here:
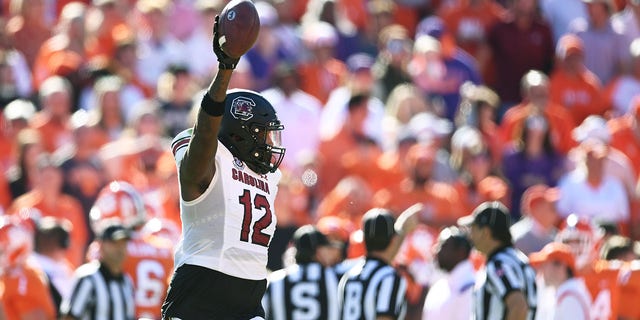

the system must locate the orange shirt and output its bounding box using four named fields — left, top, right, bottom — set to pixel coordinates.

left=0, top=263, right=57, bottom=320
left=373, top=180, right=465, bottom=226
left=549, top=68, right=607, bottom=125
left=316, top=128, right=382, bottom=199
left=123, top=234, right=174, bottom=319
left=29, top=114, right=73, bottom=154
left=297, top=59, right=346, bottom=105
left=618, top=261, right=640, bottom=319
left=368, top=152, right=409, bottom=193
left=438, top=0, right=505, bottom=58
left=580, top=260, right=622, bottom=320
left=453, top=176, right=511, bottom=214
left=32, top=37, right=85, bottom=89
left=9, top=191, right=88, bottom=268
left=501, top=102, right=578, bottom=155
